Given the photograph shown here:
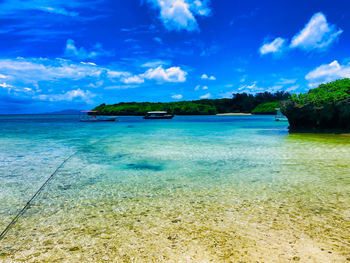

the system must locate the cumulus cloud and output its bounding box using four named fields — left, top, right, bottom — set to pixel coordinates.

left=121, top=75, right=145, bottom=84
left=172, top=94, right=183, bottom=99
left=290, top=12, right=342, bottom=51
left=0, top=57, right=189, bottom=109
left=201, top=73, right=216, bottom=80
left=200, top=92, right=211, bottom=99
left=259, top=37, right=286, bottom=55
left=145, top=0, right=211, bottom=31
left=202, top=86, right=208, bottom=90
left=194, top=84, right=200, bottom=90
left=260, top=12, right=342, bottom=55
left=65, top=39, right=113, bottom=60
left=305, top=60, right=350, bottom=87
left=142, top=66, right=187, bottom=82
